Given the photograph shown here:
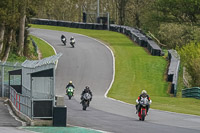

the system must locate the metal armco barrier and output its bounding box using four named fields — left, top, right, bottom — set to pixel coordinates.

left=167, top=50, right=180, bottom=96
left=109, top=24, right=163, bottom=56
left=182, top=87, right=200, bottom=99
left=31, top=38, right=38, bottom=53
